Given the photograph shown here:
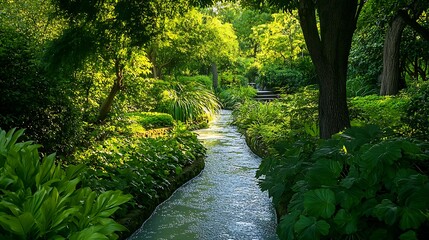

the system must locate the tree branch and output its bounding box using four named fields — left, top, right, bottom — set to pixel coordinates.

left=399, top=10, right=429, bottom=41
